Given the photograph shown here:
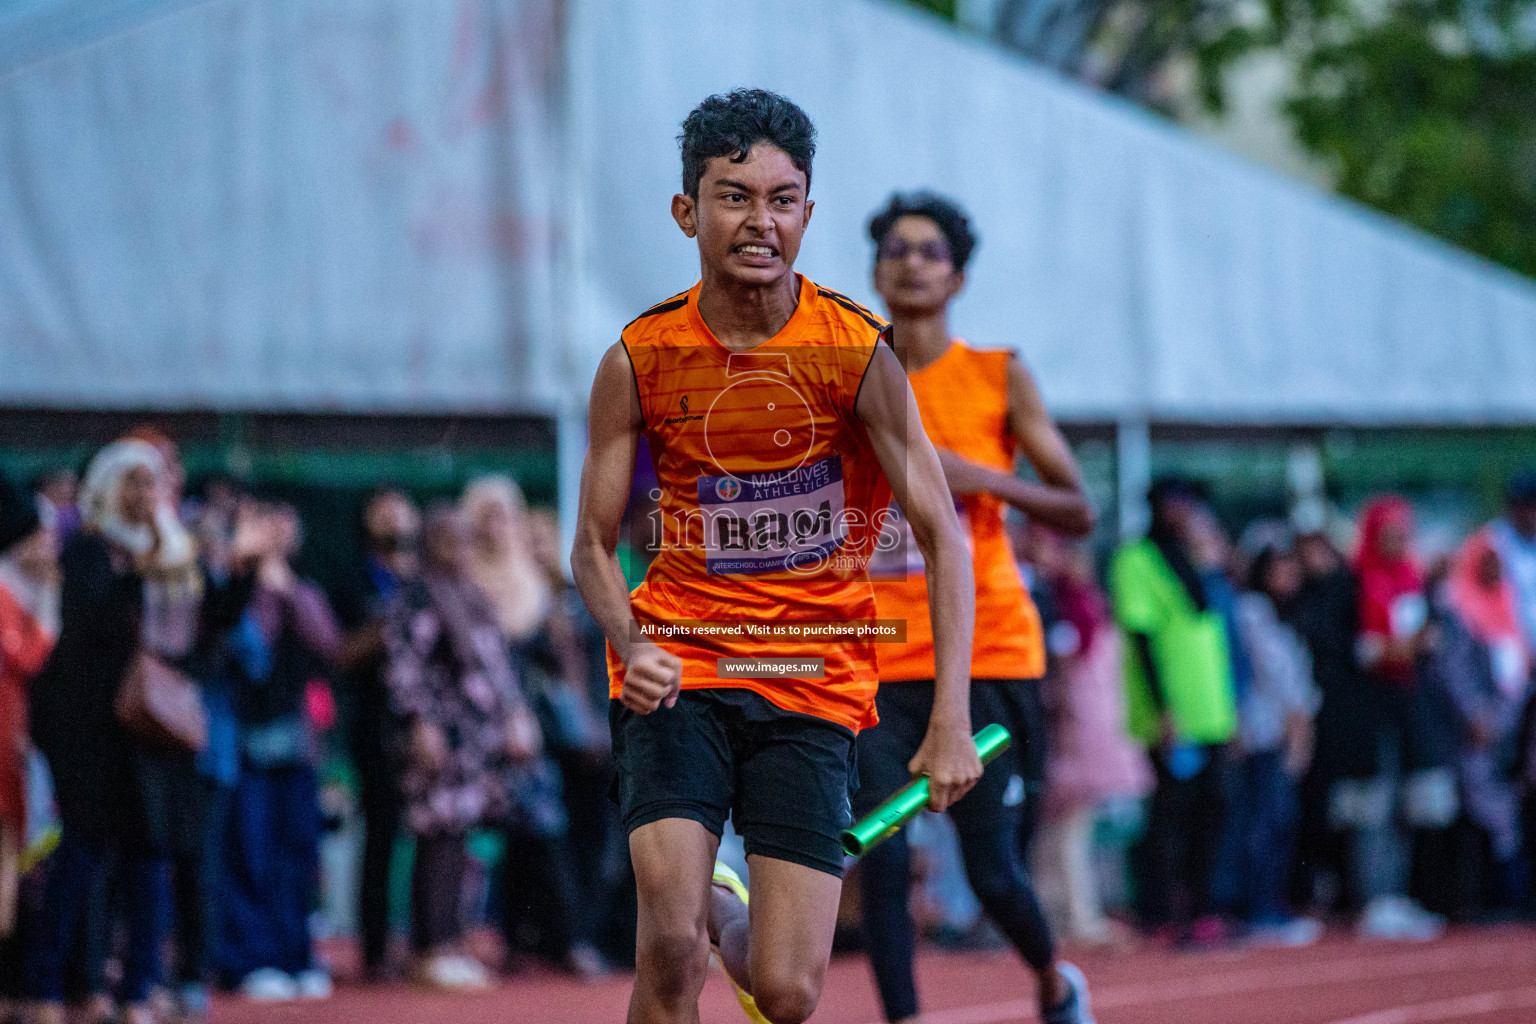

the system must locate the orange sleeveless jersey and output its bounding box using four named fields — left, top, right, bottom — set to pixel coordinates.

left=607, top=276, right=894, bottom=732
left=872, top=341, right=1045, bottom=682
